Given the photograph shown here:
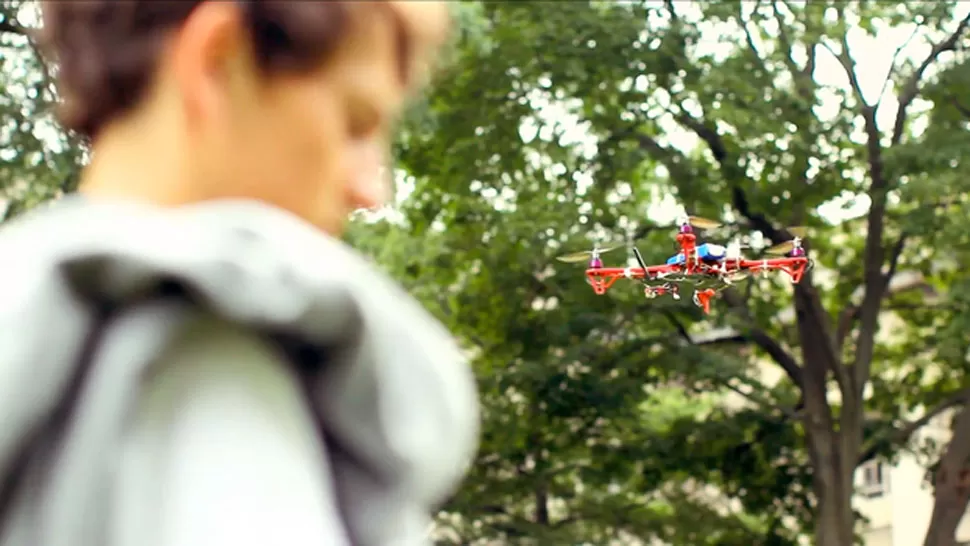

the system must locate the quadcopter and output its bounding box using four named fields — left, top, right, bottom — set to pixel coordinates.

left=556, top=216, right=811, bottom=314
